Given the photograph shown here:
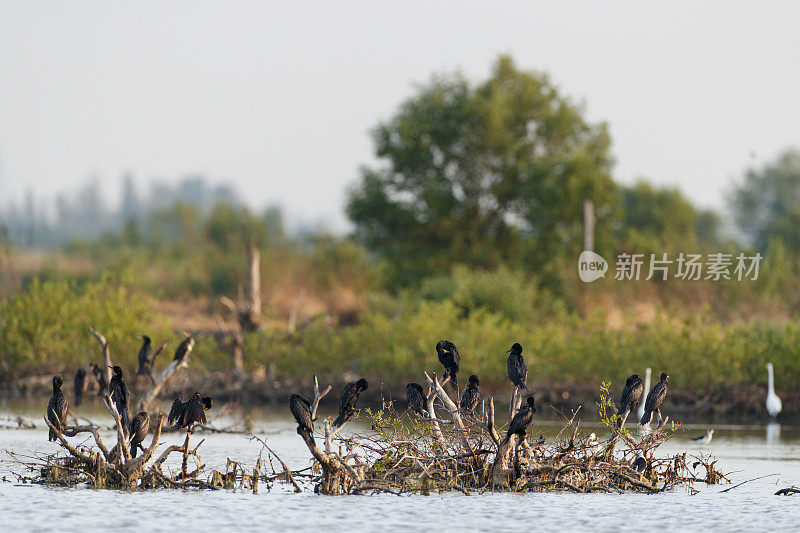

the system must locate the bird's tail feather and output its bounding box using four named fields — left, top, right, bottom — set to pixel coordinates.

left=640, top=410, right=651, bottom=425
left=332, top=412, right=348, bottom=428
